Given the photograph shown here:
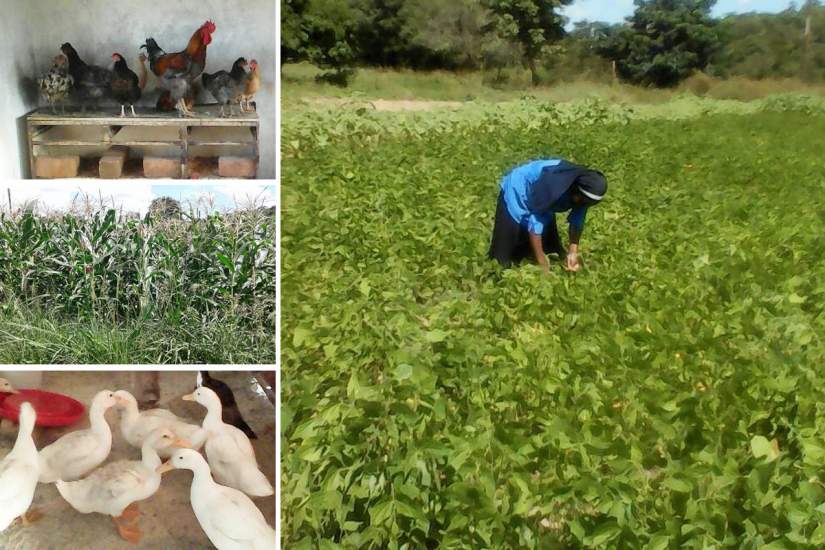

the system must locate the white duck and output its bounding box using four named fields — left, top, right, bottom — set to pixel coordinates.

left=38, top=389, right=118, bottom=483
left=158, top=449, right=276, bottom=550
left=0, top=402, right=41, bottom=531
left=183, top=386, right=273, bottom=497
left=57, top=428, right=191, bottom=543
left=0, top=378, right=19, bottom=430
left=114, top=390, right=207, bottom=458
